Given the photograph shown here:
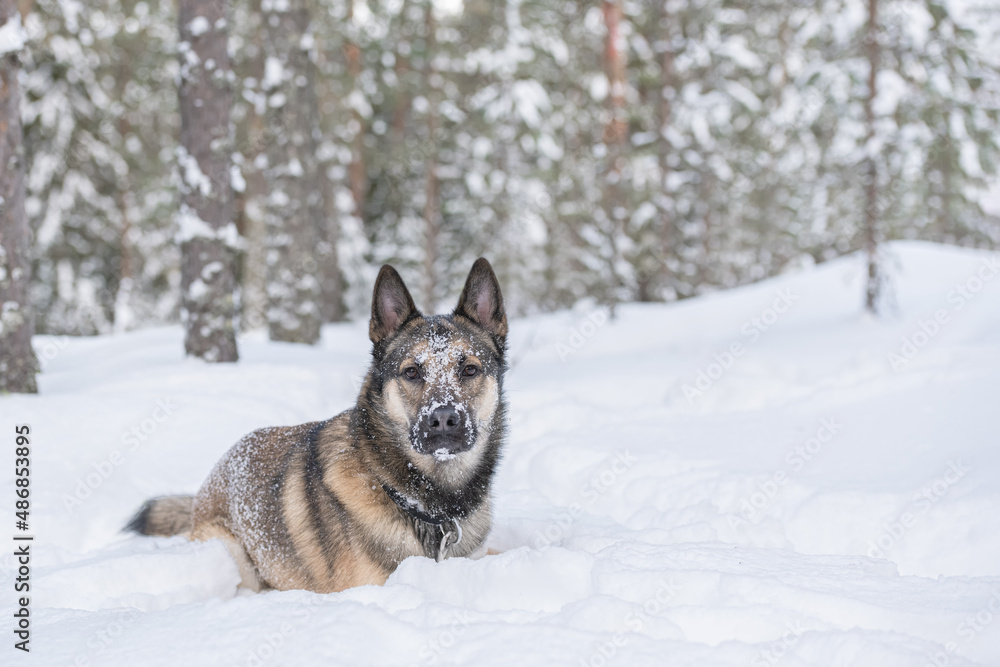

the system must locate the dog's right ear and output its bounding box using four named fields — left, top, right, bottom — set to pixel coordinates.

left=369, top=265, right=421, bottom=345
